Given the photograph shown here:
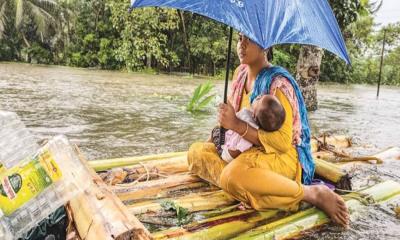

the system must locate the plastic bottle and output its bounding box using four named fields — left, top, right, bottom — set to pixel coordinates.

left=0, top=113, right=91, bottom=239
left=0, top=111, right=39, bottom=169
